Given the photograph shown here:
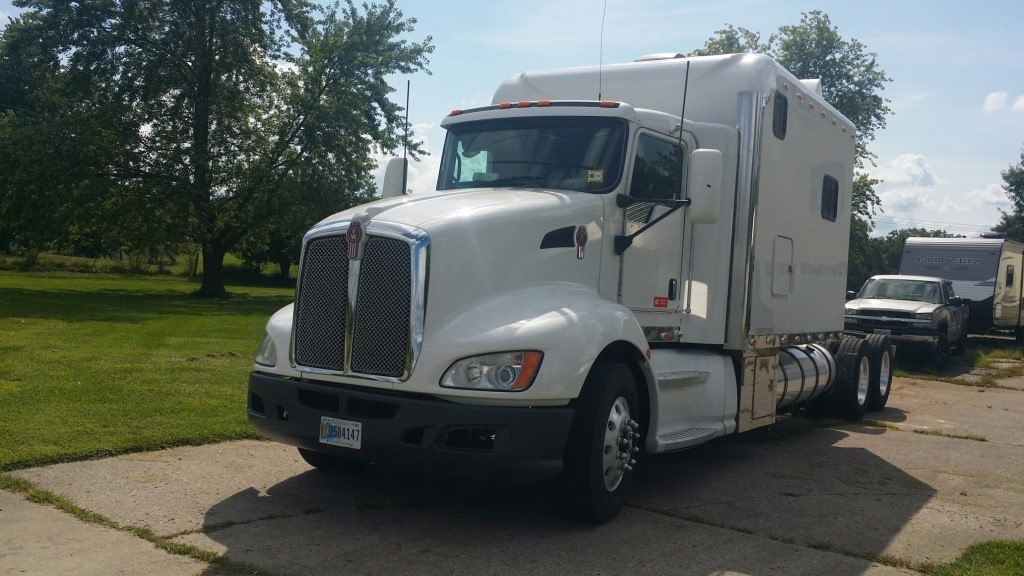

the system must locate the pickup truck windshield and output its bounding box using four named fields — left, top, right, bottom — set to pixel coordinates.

left=437, top=116, right=627, bottom=193
left=860, top=279, right=942, bottom=304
